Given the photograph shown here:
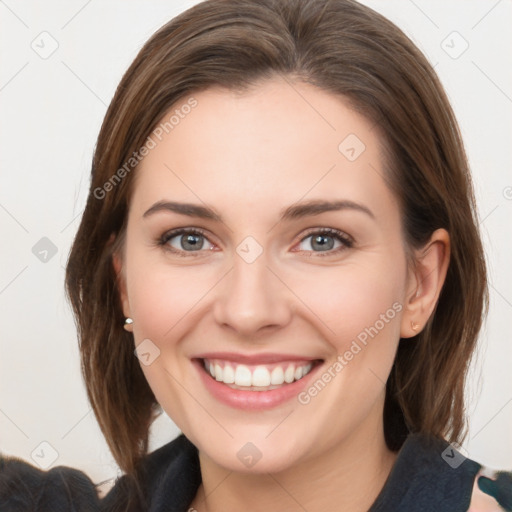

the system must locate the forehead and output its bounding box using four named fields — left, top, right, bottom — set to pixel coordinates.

left=131, top=78, right=397, bottom=223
